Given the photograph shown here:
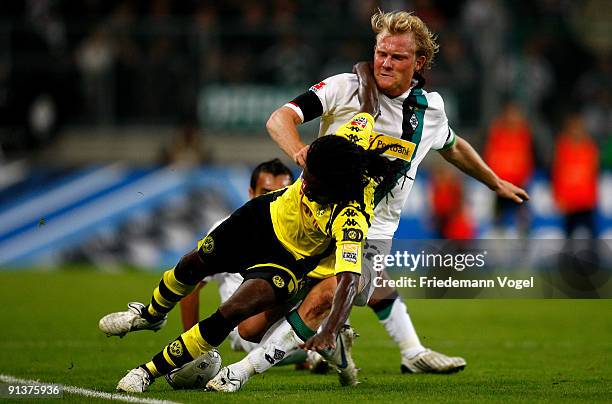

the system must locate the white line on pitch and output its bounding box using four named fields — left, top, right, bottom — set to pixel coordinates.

left=0, top=374, right=182, bottom=404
